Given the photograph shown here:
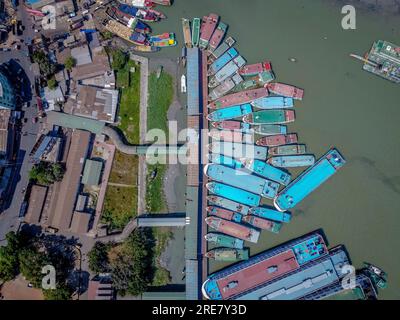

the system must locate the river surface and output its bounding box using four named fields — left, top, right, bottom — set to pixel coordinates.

left=150, top=0, right=400, bottom=299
